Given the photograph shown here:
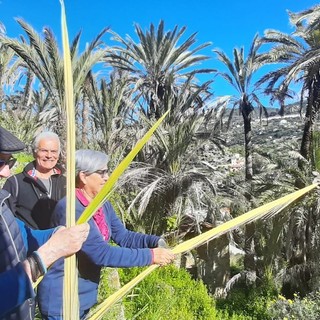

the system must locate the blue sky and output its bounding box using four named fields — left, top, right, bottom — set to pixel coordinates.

left=0, top=0, right=318, bottom=105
